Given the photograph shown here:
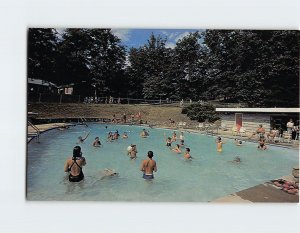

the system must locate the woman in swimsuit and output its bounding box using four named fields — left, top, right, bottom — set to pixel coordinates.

left=258, top=139, right=267, bottom=150
left=216, top=137, right=225, bottom=152
left=93, top=137, right=102, bottom=147
left=64, top=146, right=86, bottom=182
